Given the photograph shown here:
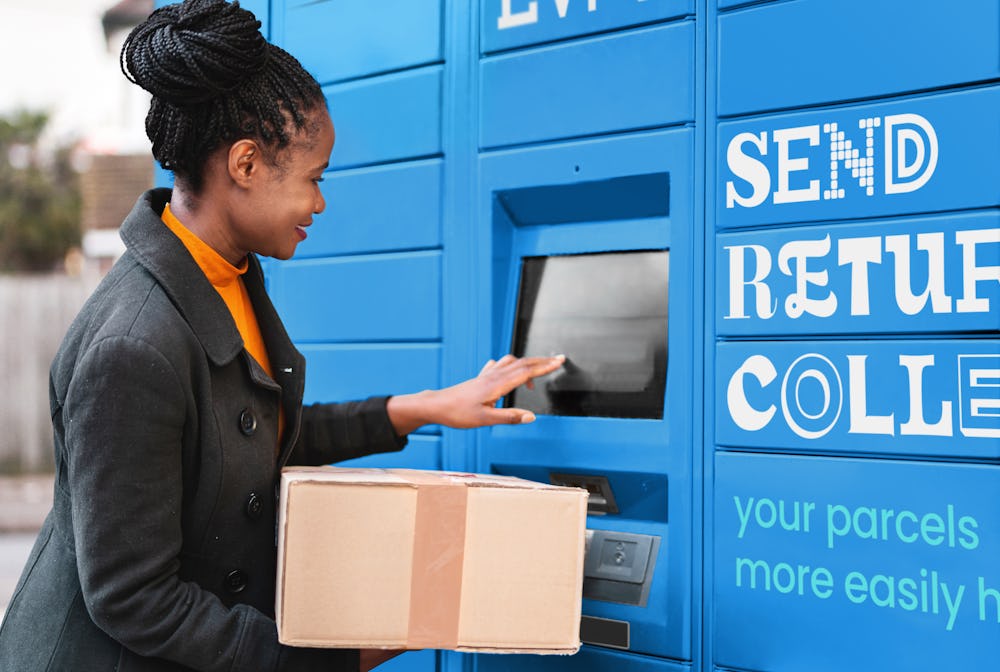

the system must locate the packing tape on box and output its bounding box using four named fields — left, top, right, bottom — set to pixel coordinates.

left=407, top=476, right=468, bottom=649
